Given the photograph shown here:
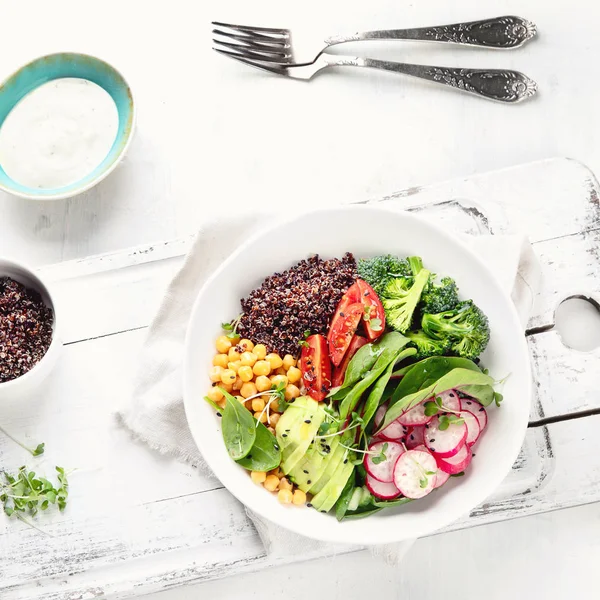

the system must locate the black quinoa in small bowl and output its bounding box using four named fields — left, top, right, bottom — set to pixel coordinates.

left=0, top=276, right=54, bottom=383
